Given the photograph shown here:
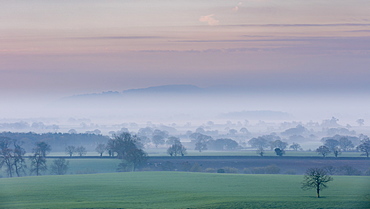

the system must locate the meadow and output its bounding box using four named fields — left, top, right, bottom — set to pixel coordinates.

left=1, top=172, right=369, bottom=208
